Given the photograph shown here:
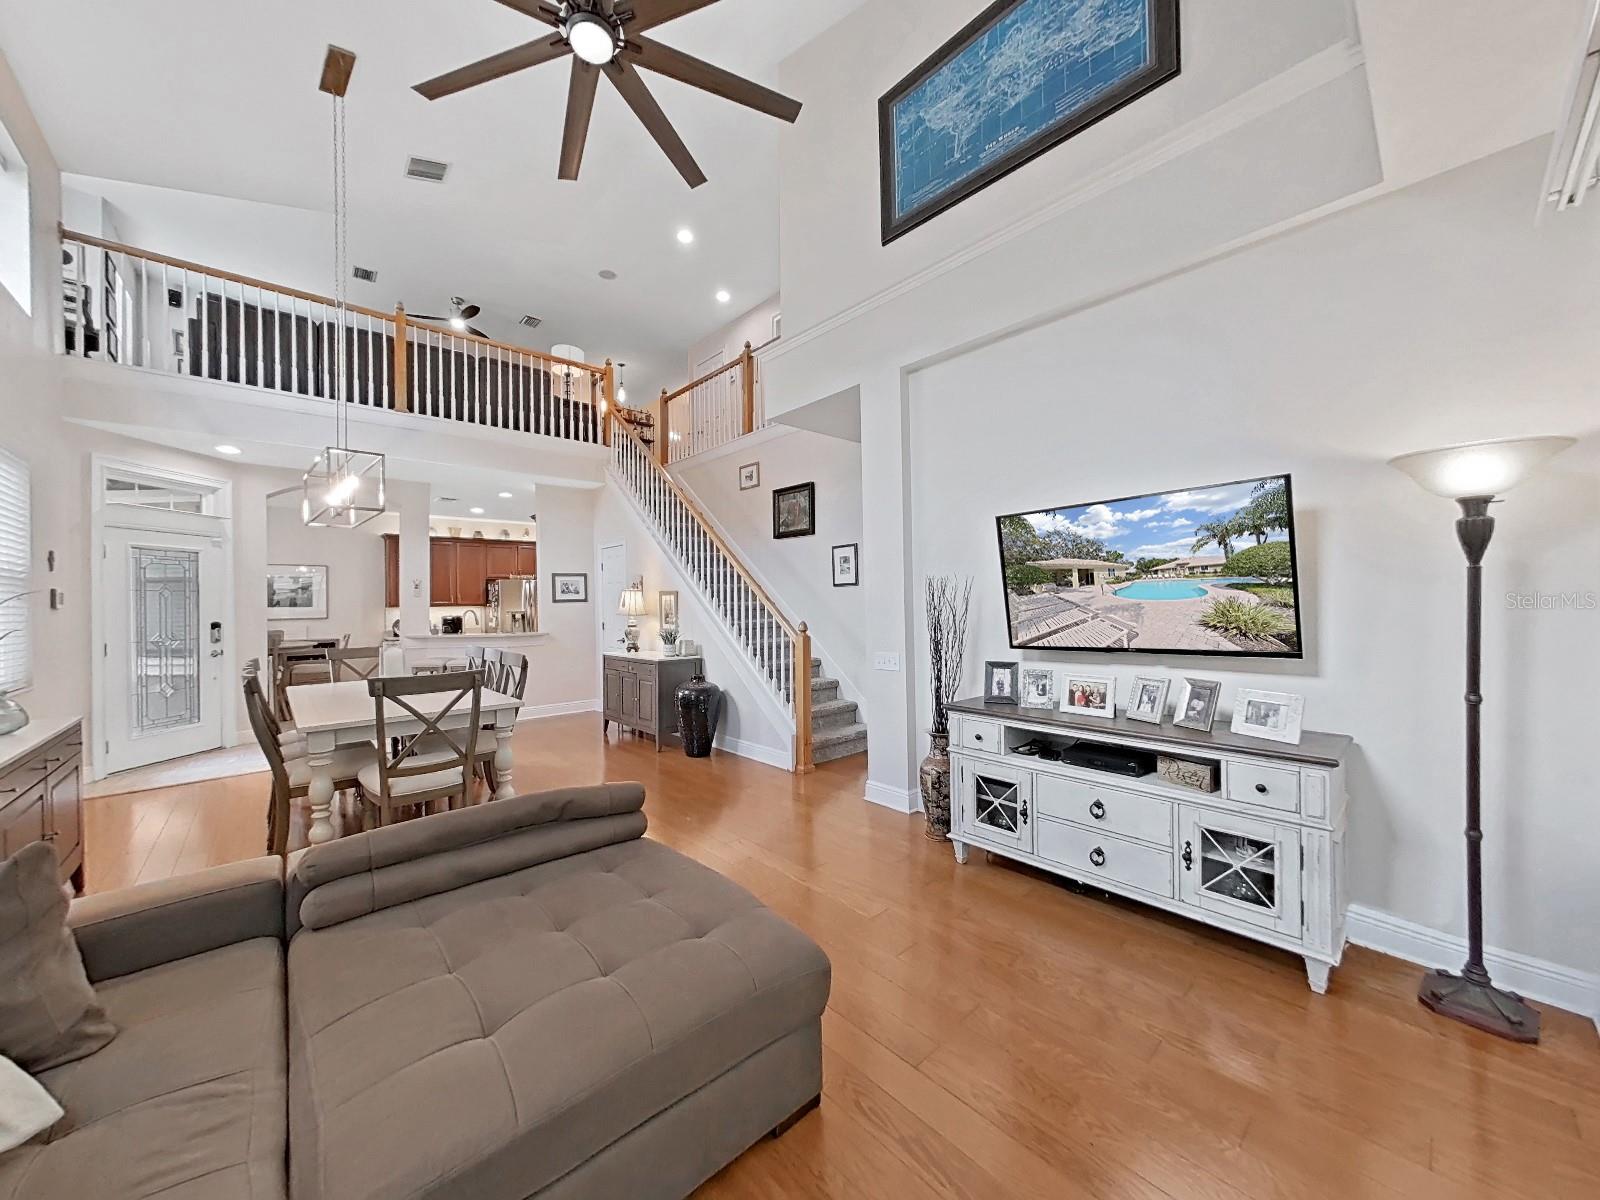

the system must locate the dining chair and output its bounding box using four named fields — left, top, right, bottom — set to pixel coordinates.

left=357, top=671, right=482, bottom=827
left=244, top=679, right=375, bottom=854
left=480, top=647, right=504, bottom=691
left=471, top=650, right=526, bottom=790
left=327, top=646, right=382, bottom=682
